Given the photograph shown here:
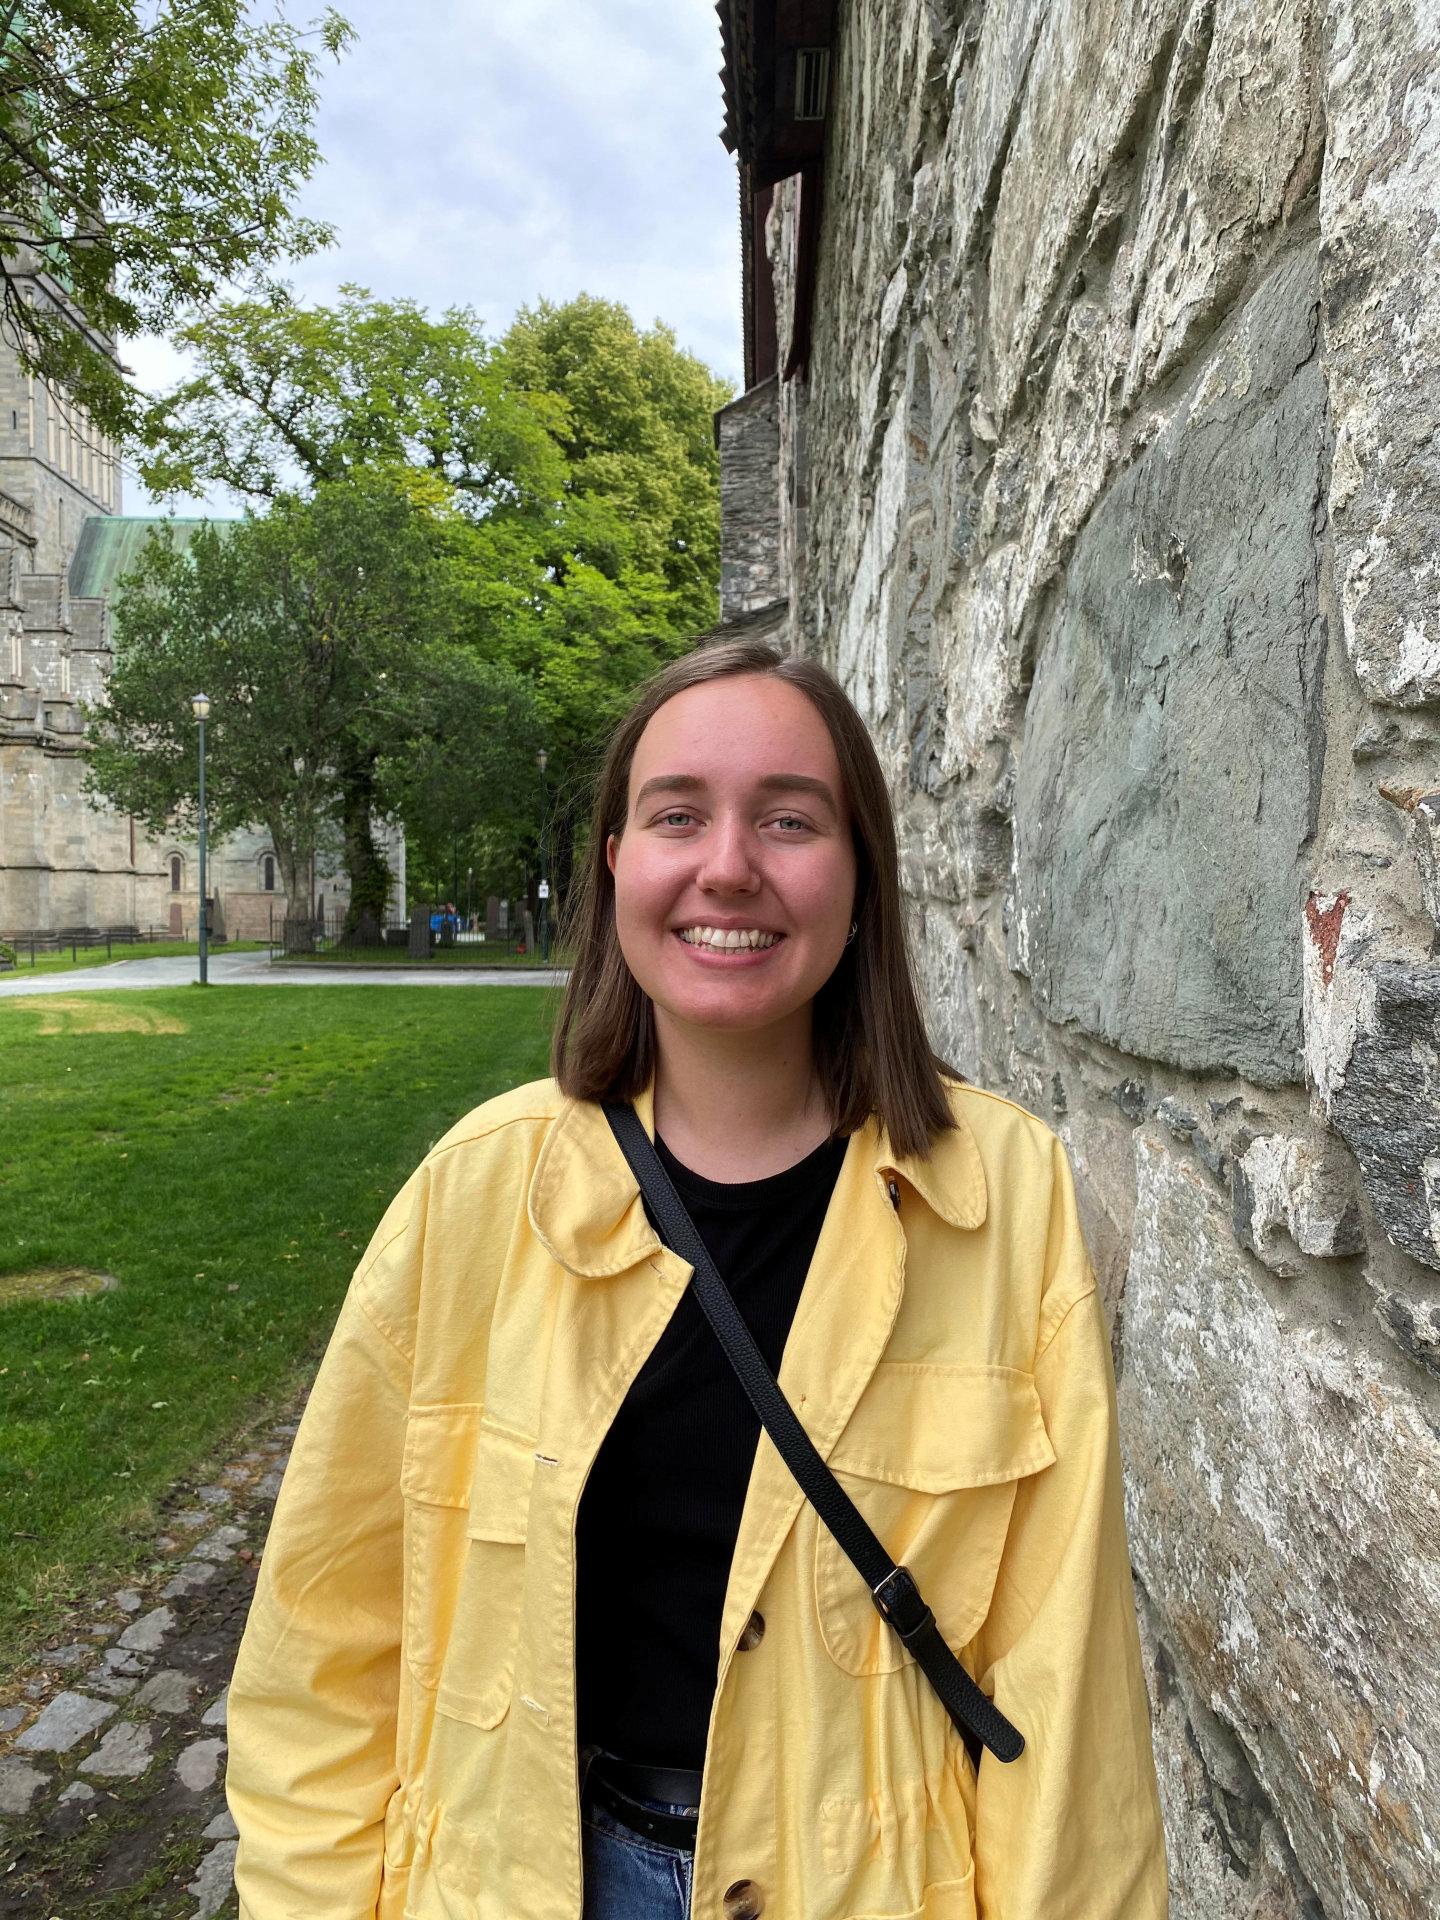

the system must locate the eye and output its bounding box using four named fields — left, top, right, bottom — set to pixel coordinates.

left=655, top=809, right=697, bottom=828
left=770, top=814, right=813, bottom=833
